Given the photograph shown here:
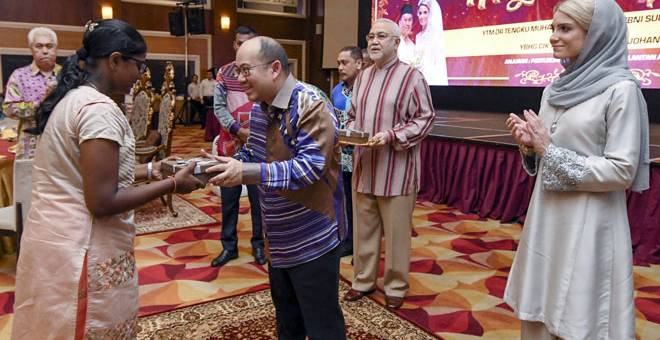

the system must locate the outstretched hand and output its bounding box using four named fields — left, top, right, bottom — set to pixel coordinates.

left=201, top=149, right=243, bottom=187
left=173, top=161, right=205, bottom=193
